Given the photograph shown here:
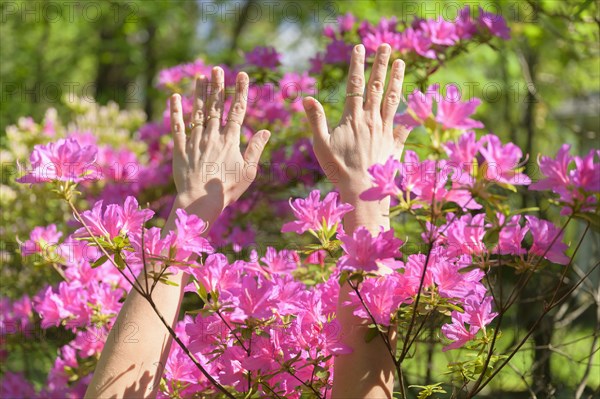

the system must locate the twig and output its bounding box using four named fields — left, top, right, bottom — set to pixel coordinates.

left=68, top=197, right=235, bottom=399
